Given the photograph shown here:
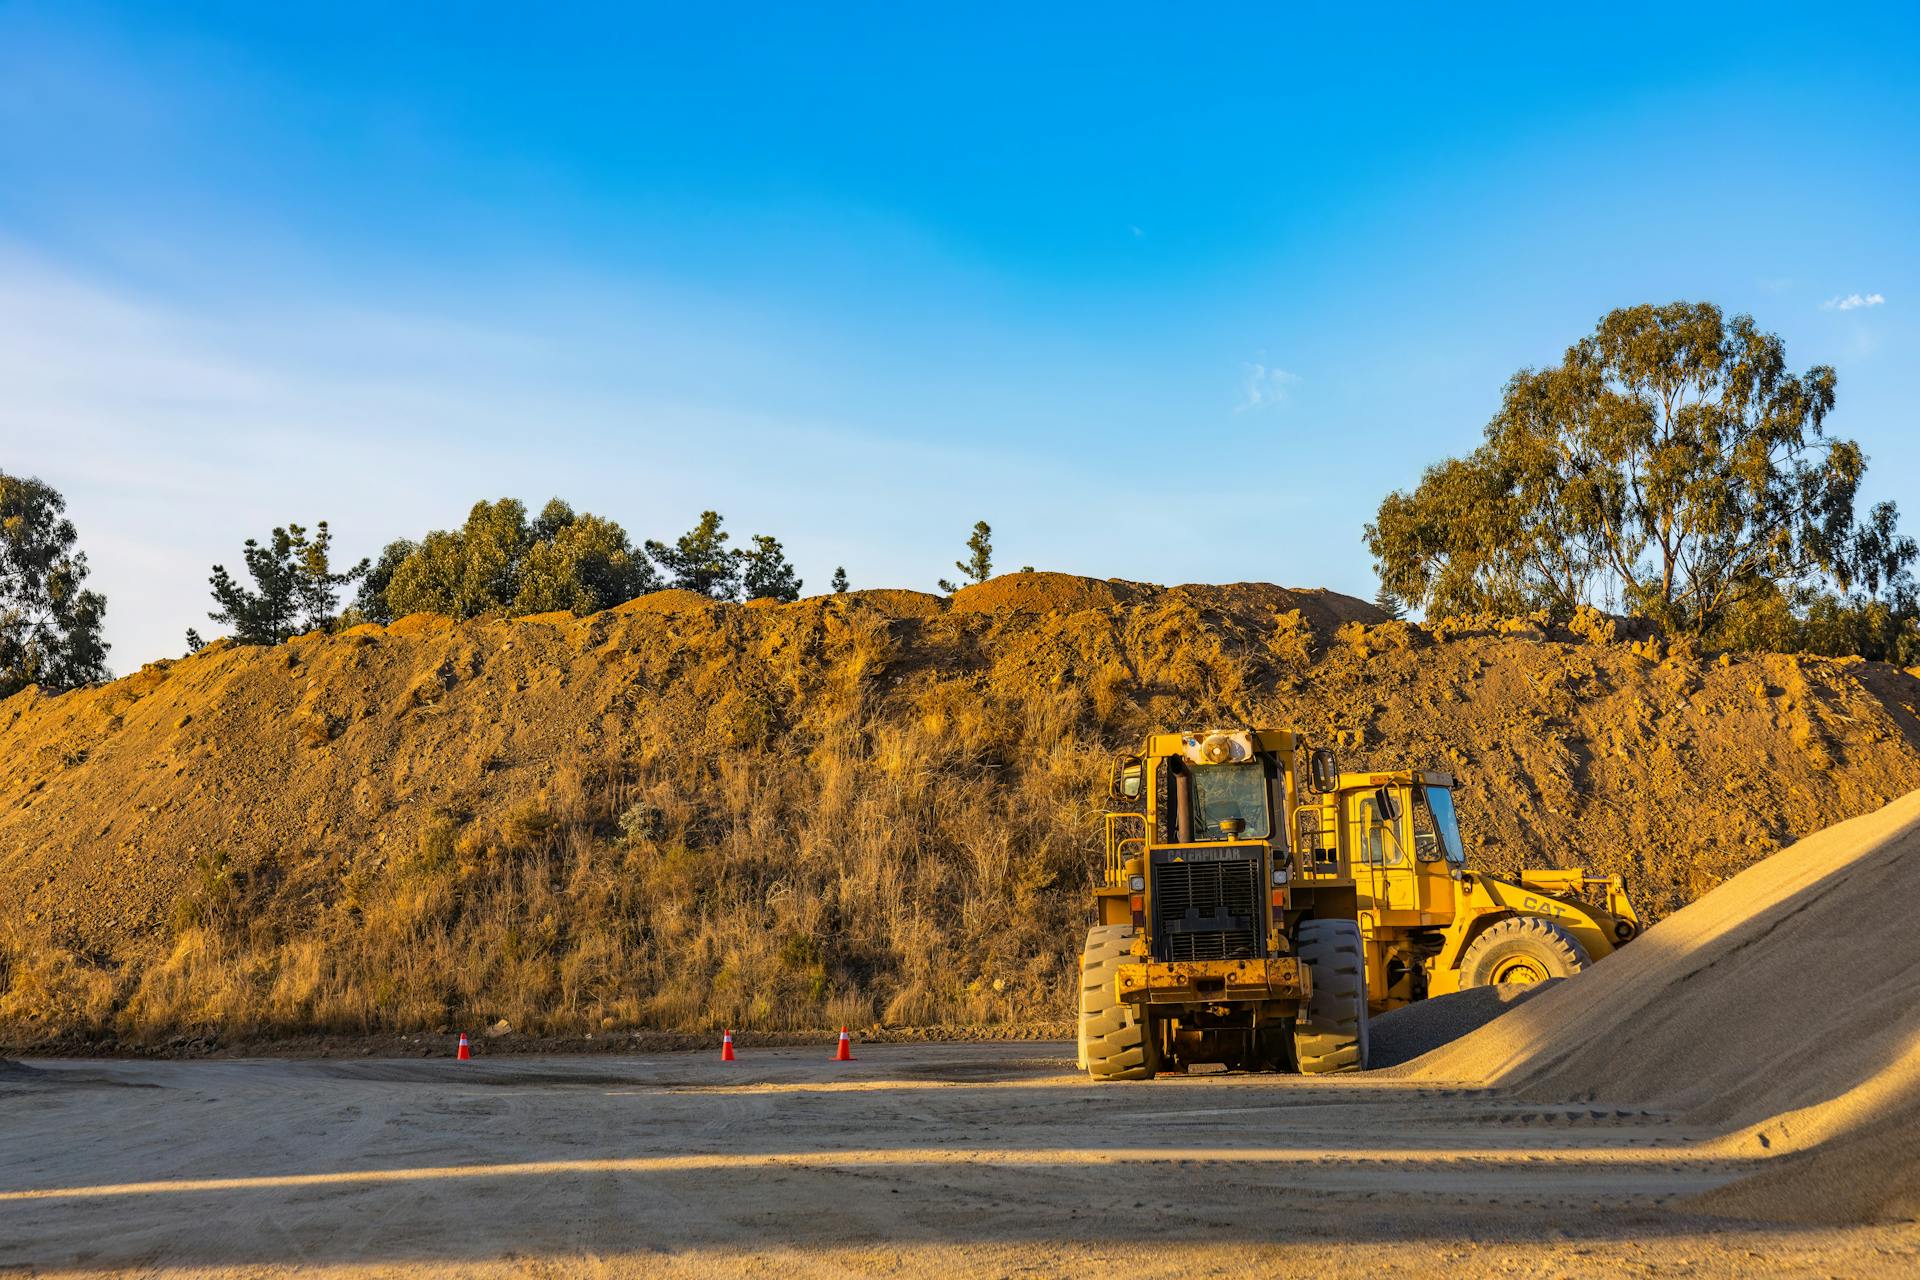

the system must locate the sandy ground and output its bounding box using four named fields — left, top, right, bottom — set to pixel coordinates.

left=4, top=1043, right=1917, bottom=1278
